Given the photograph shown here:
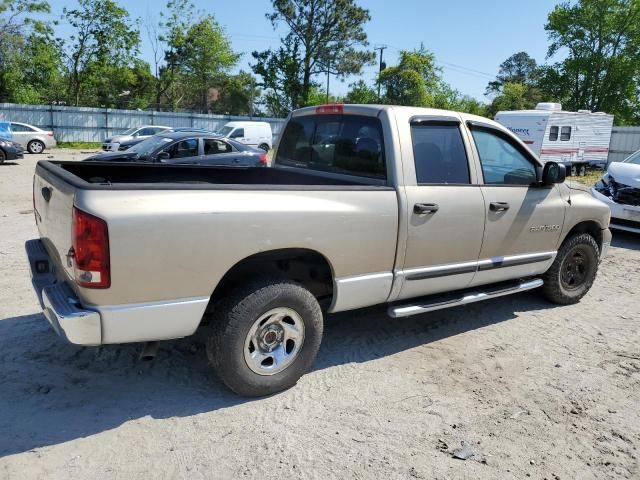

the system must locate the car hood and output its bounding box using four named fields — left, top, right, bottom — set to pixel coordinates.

left=85, top=150, right=140, bottom=161
left=566, top=180, right=592, bottom=193
left=607, top=162, right=640, bottom=188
